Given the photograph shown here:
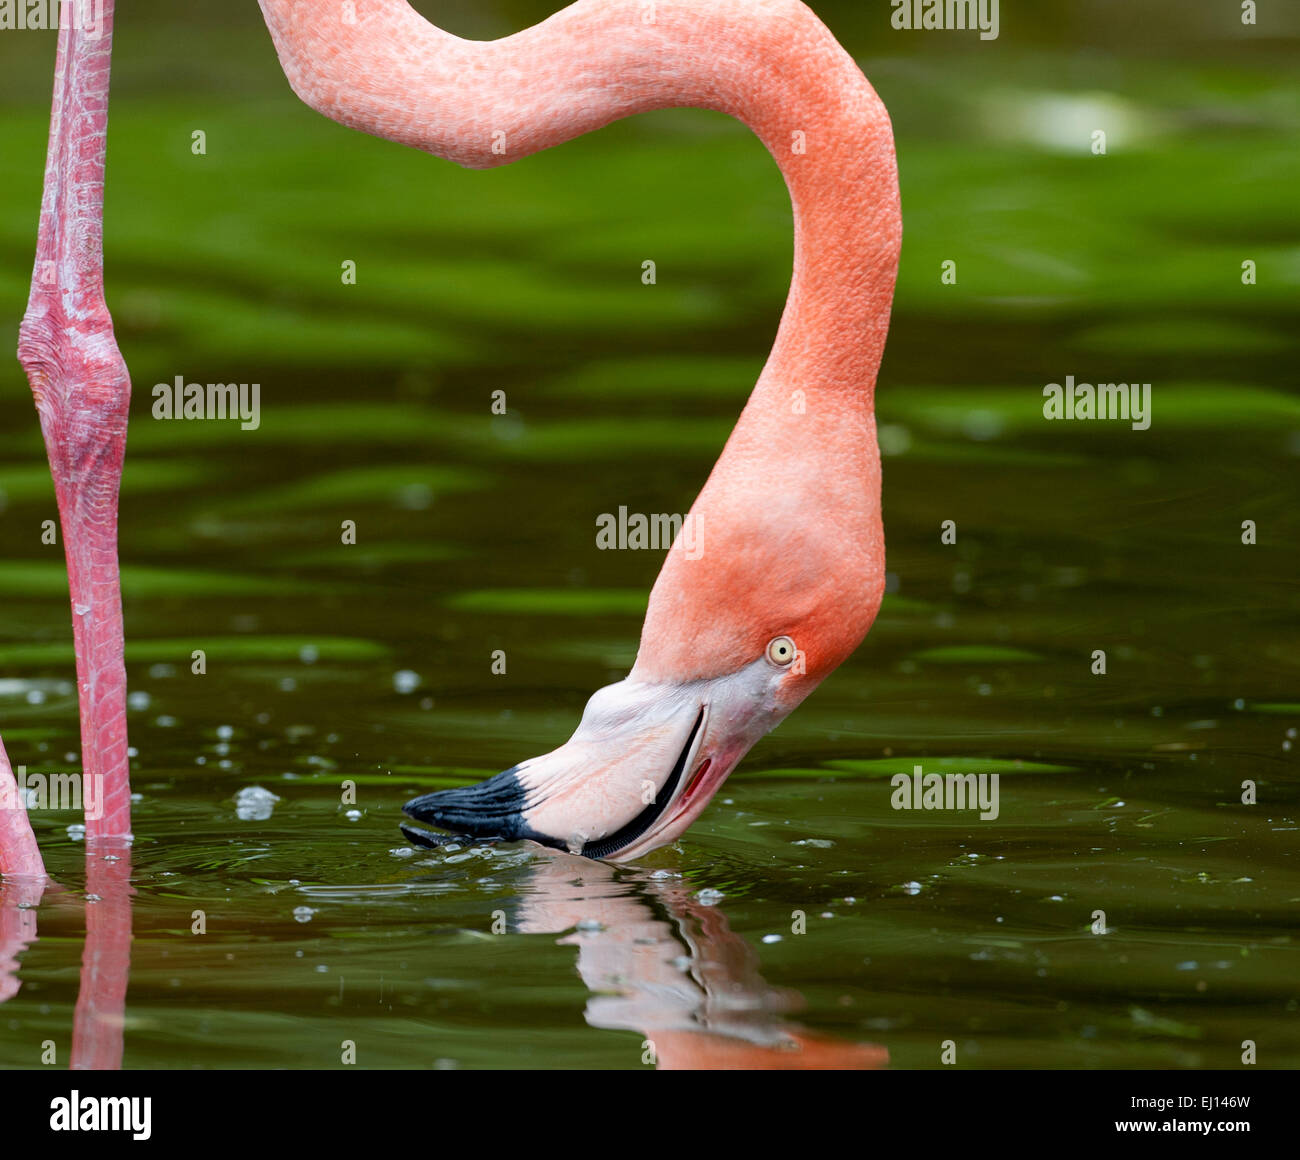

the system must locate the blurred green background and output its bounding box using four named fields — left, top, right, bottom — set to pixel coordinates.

left=0, top=1, right=1297, bottom=1070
